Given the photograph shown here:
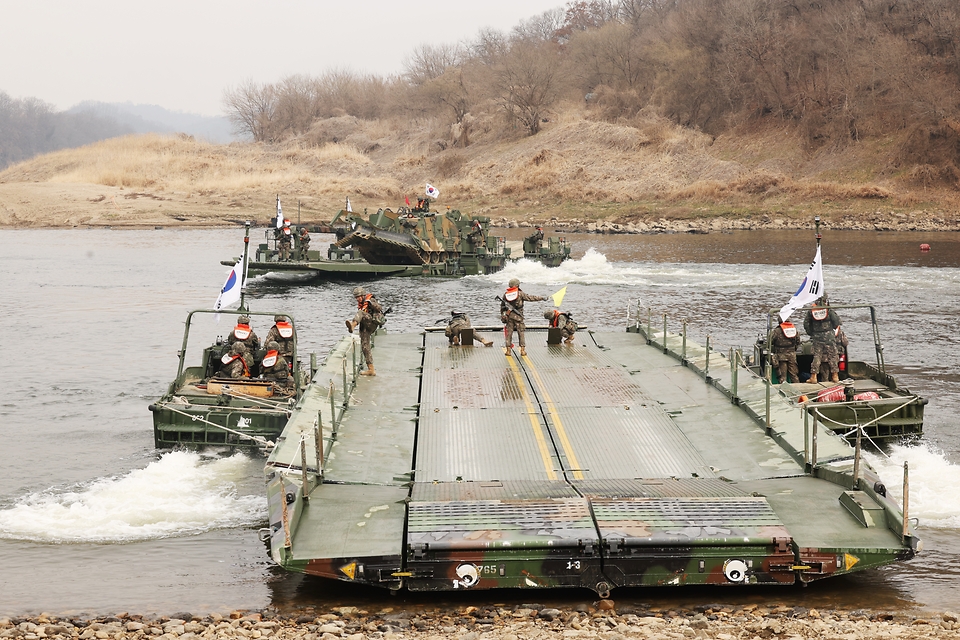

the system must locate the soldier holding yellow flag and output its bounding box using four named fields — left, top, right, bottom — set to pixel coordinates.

left=499, top=278, right=546, bottom=356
